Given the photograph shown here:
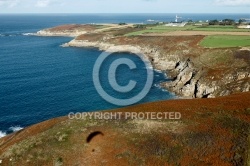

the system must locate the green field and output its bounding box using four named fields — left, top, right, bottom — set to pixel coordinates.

left=125, top=25, right=250, bottom=36
left=200, top=35, right=250, bottom=48
left=187, top=25, right=250, bottom=32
